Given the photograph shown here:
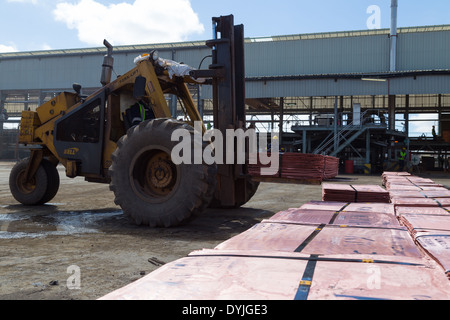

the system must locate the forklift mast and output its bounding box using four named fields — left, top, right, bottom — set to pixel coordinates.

left=192, top=15, right=251, bottom=207
left=208, top=15, right=247, bottom=130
